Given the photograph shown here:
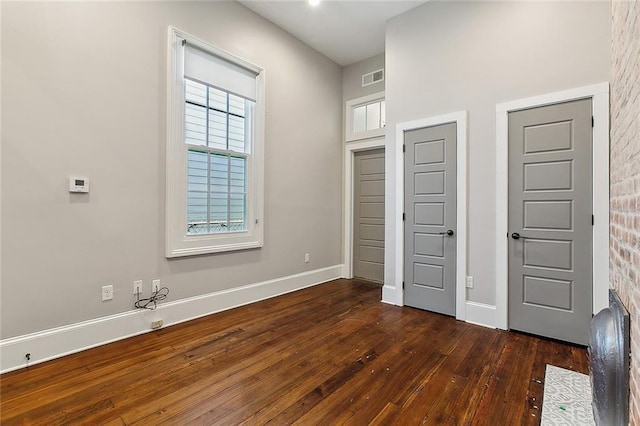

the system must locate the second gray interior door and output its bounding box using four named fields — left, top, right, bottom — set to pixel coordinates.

left=508, top=98, right=593, bottom=345
left=404, top=122, right=457, bottom=316
left=353, top=149, right=385, bottom=282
